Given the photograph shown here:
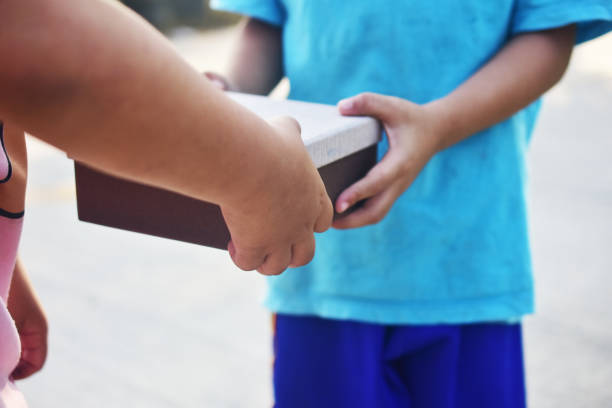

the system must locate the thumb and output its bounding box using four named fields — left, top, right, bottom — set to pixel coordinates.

left=338, top=92, right=399, bottom=124
left=267, top=116, right=302, bottom=139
